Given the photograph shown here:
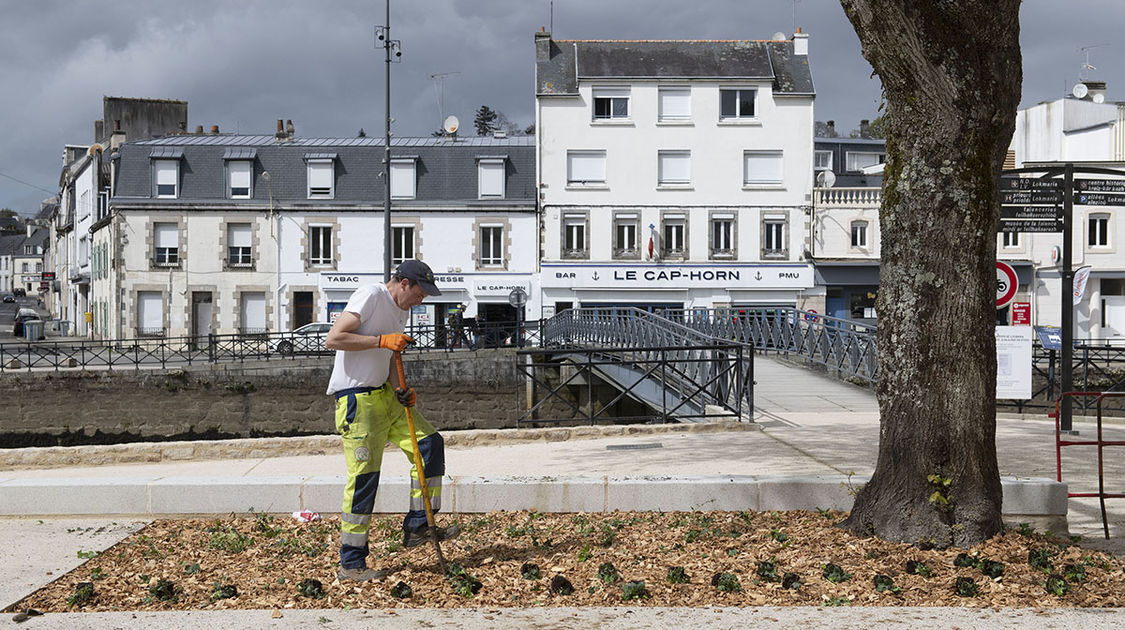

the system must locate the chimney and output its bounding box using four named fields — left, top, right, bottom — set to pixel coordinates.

left=27, top=223, right=32, bottom=238
left=826, top=120, right=836, bottom=137
left=792, top=28, right=808, bottom=56
left=195, top=125, right=204, bottom=134
left=110, top=119, right=127, bottom=150
left=286, top=119, right=295, bottom=137
left=210, top=125, right=219, bottom=134
left=276, top=119, right=284, bottom=138
left=860, top=119, right=870, bottom=138
left=535, top=27, right=552, bottom=62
